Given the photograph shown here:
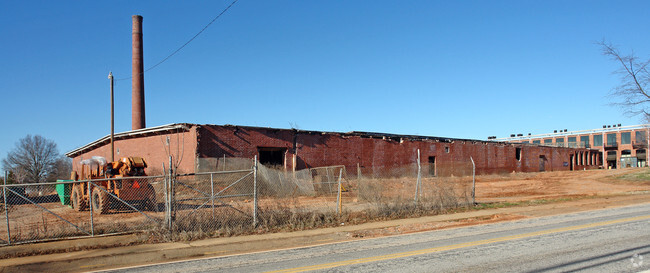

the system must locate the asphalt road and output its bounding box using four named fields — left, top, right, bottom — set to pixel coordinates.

left=103, top=203, right=650, bottom=273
